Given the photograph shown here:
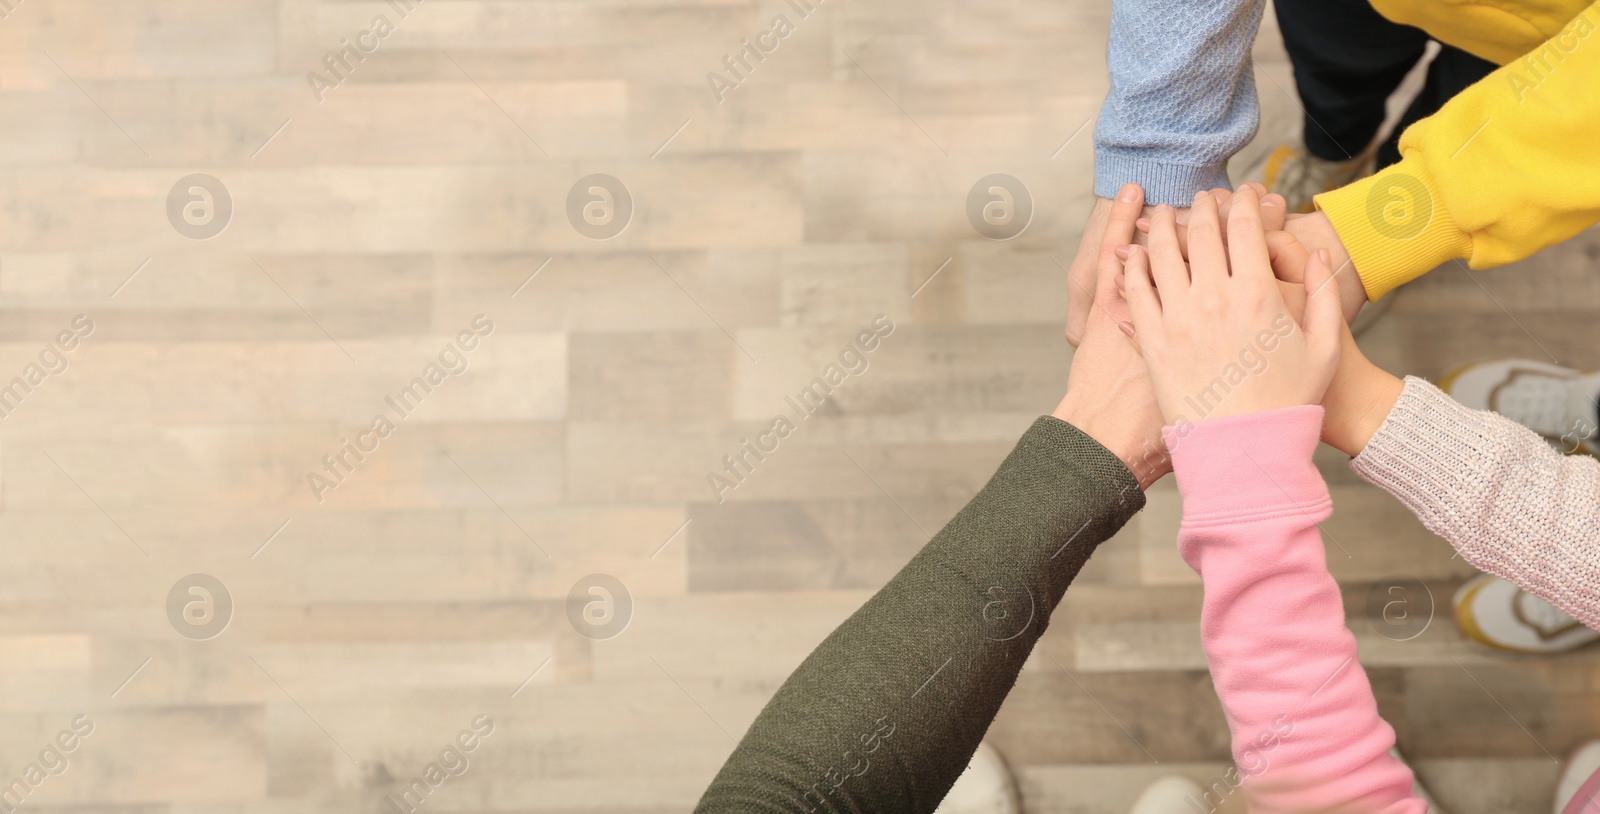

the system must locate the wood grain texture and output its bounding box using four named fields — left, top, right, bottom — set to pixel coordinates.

left=0, top=0, right=1591, bottom=811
